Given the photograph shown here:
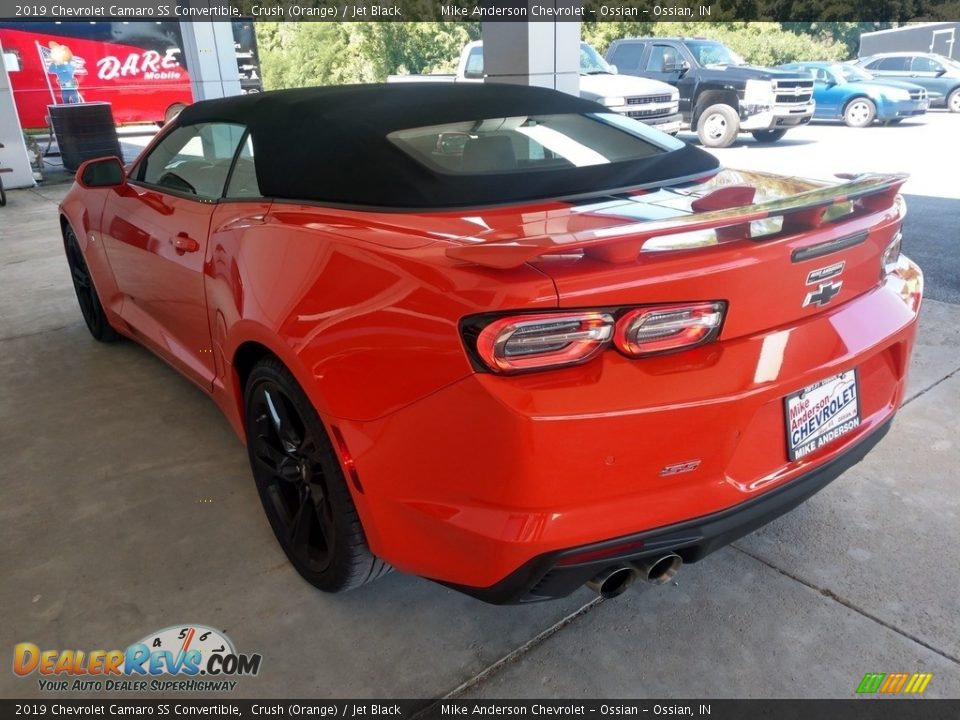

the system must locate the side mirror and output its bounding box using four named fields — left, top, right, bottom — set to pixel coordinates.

left=76, top=156, right=126, bottom=189
left=935, top=68, right=947, bottom=77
